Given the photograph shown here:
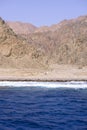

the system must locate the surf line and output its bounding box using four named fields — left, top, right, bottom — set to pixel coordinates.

left=0, top=81, right=87, bottom=88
